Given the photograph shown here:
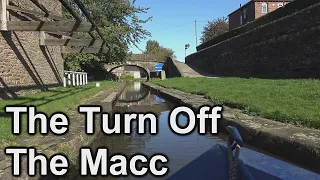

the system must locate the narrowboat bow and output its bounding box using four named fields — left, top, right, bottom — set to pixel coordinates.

left=169, top=126, right=320, bottom=180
